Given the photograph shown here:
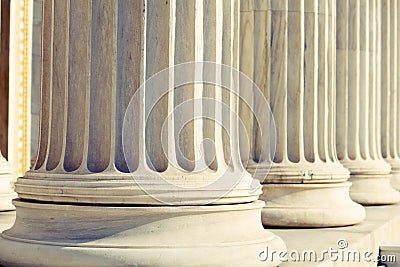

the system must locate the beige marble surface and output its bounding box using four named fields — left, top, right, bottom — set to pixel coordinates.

left=273, top=203, right=400, bottom=267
